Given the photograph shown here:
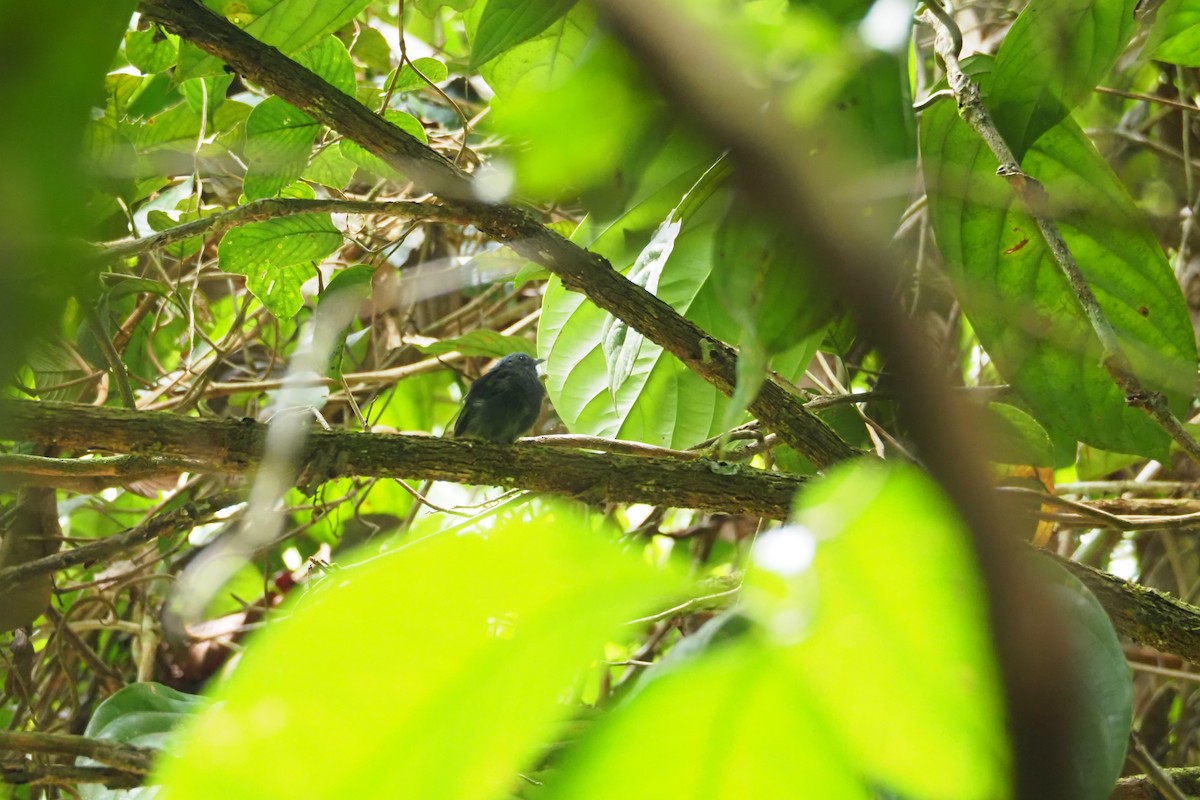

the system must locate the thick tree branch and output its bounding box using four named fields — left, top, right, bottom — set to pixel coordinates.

left=1048, top=551, right=1200, bottom=664
left=133, top=0, right=859, bottom=468
left=0, top=400, right=803, bottom=518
